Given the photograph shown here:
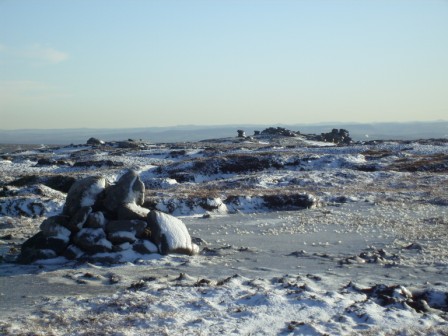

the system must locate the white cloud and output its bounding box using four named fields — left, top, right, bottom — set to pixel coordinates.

left=0, top=43, right=69, bottom=64
left=22, top=44, right=69, bottom=63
